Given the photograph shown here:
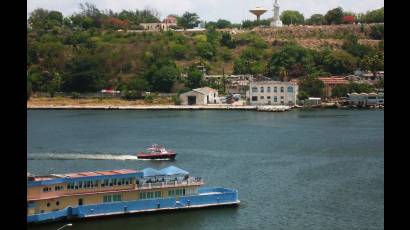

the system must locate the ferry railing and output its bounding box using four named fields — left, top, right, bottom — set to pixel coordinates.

left=136, top=178, right=203, bottom=189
